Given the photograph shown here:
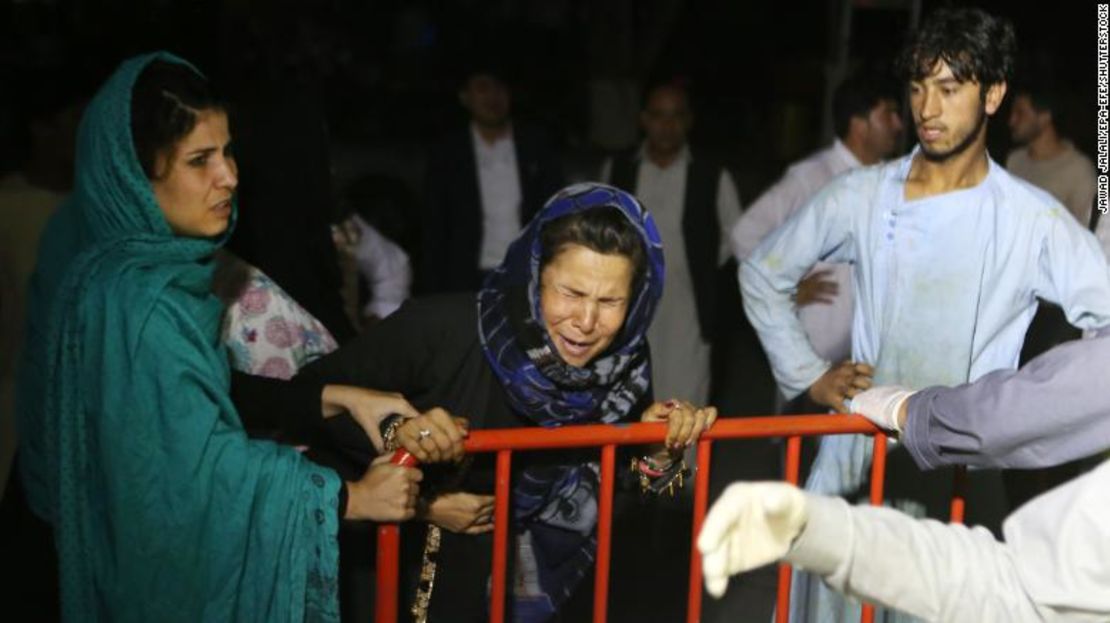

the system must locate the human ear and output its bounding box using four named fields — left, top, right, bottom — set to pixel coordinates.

left=984, top=82, right=1007, bottom=116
